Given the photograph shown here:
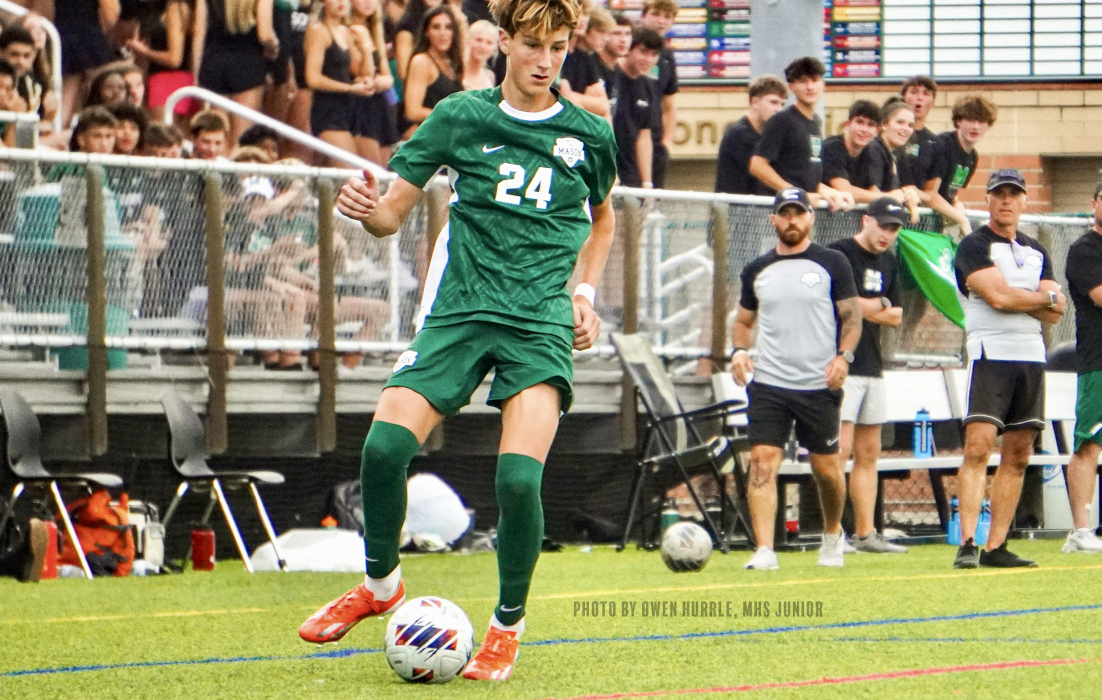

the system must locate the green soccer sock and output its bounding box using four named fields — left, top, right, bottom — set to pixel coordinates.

left=494, top=453, right=546, bottom=627
left=360, top=420, right=421, bottom=580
